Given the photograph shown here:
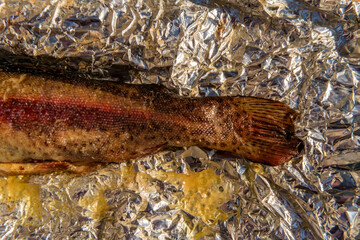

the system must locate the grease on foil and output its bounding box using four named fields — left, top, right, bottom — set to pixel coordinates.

left=0, top=0, right=360, bottom=239
left=0, top=176, right=42, bottom=222
left=97, top=160, right=234, bottom=227
left=0, top=156, right=236, bottom=239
